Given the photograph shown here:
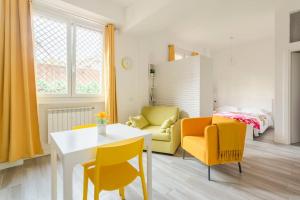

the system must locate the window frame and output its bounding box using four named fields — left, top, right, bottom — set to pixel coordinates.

left=32, top=8, right=104, bottom=99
